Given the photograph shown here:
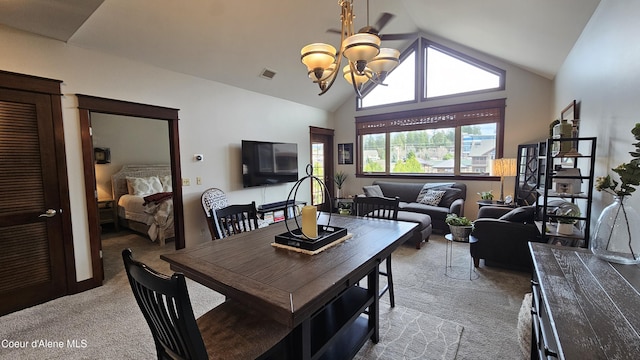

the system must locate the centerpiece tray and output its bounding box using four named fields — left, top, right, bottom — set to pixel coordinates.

left=274, top=225, right=347, bottom=251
